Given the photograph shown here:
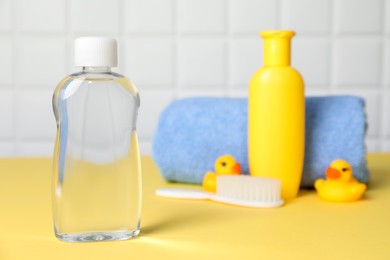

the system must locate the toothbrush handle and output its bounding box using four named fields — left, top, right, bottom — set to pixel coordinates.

left=156, top=188, right=210, bottom=200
